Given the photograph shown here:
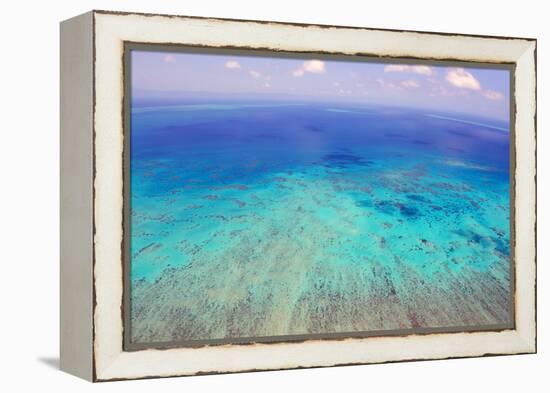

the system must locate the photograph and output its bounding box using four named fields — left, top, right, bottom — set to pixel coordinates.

left=126, top=47, right=513, bottom=346
left=1, top=0, right=542, bottom=389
